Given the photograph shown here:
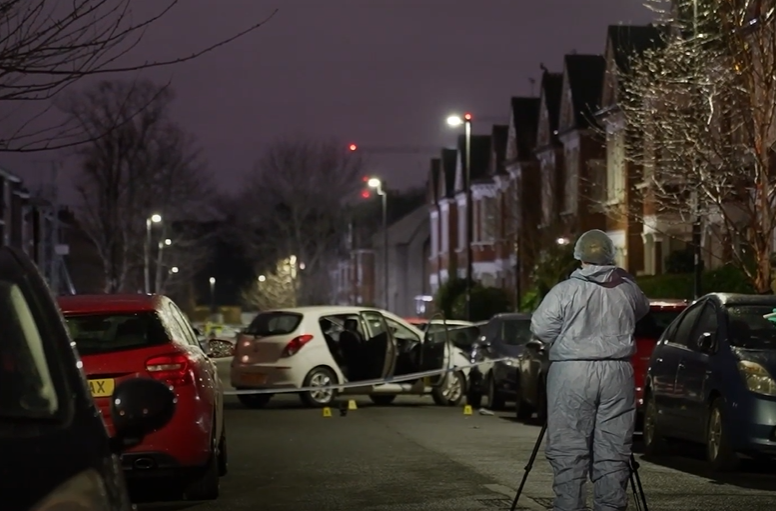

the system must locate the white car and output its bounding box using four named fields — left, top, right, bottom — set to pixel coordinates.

left=230, top=306, right=471, bottom=408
